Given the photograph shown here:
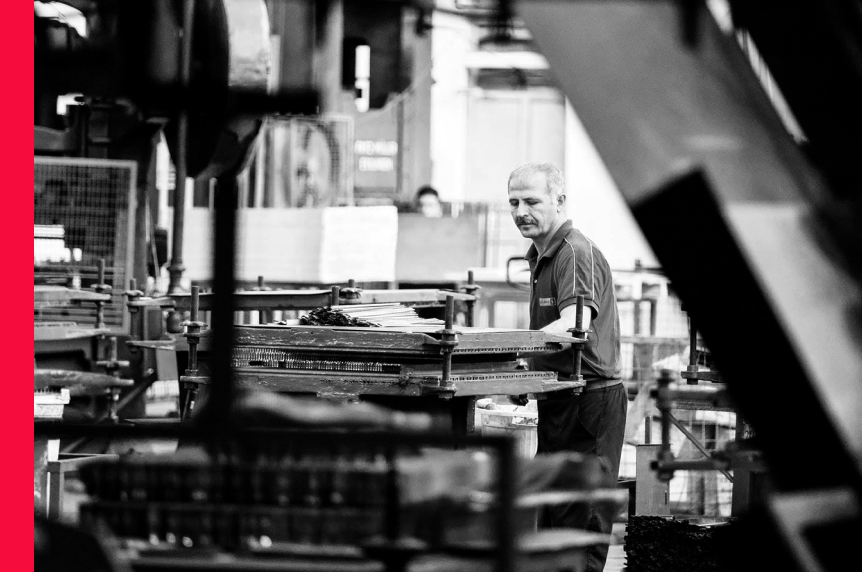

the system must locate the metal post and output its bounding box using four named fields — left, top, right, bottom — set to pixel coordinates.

left=438, top=295, right=458, bottom=388
left=649, top=300, right=658, bottom=336
left=93, top=258, right=107, bottom=329
left=125, top=278, right=144, bottom=346
left=187, top=286, right=201, bottom=373
left=567, top=295, right=586, bottom=383
left=167, top=0, right=197, bottom=294
left=181, top=285, right=206, bottom=420
left=654, top=369, right=676, bottom=482
left=252, top=275, right=271, bottom=324
left=104, top=337, right=121, bottom=422
left=195, top=172, right=238, bottom=431
left=257, top=275, right=265, bottom=324
left=495, top=437, right=517, bottom=572
left=330, top=285, right=341, bottom=306
left=687, top=314, right=698, bottom=384
left=462, top=269, right=479, bottom=328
